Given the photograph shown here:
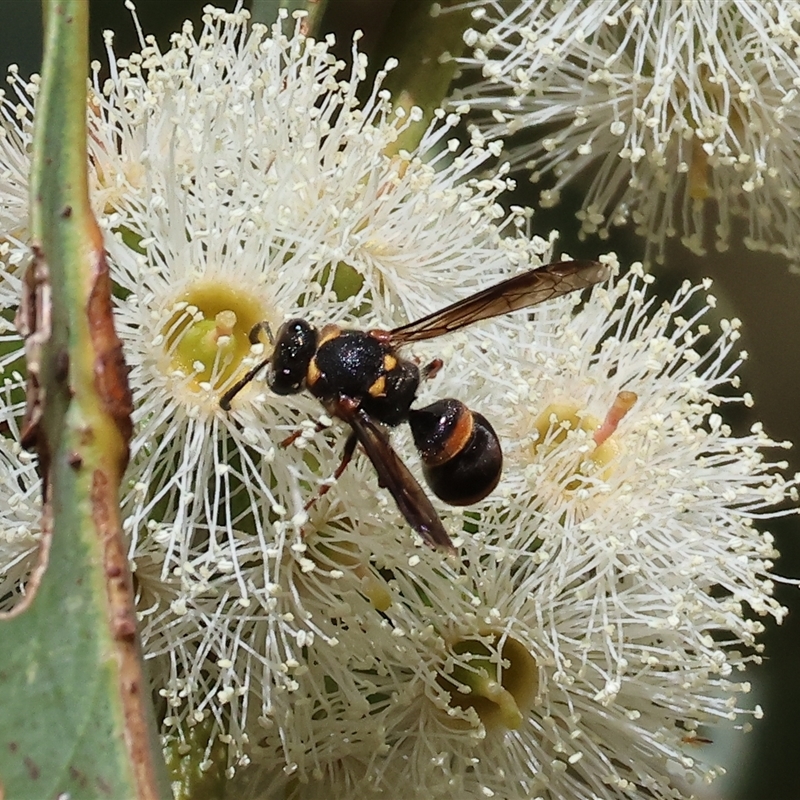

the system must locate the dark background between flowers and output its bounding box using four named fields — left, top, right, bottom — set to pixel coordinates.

left=1, top=2, right=797, bottom=799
